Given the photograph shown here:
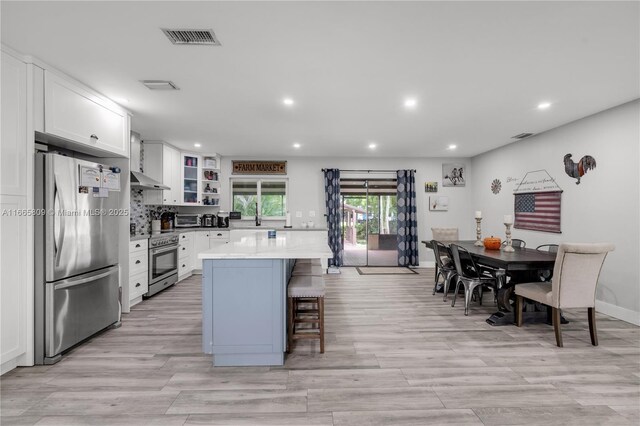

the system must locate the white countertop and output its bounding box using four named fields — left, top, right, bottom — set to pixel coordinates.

left=198, top=230, right=332, bottom=260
